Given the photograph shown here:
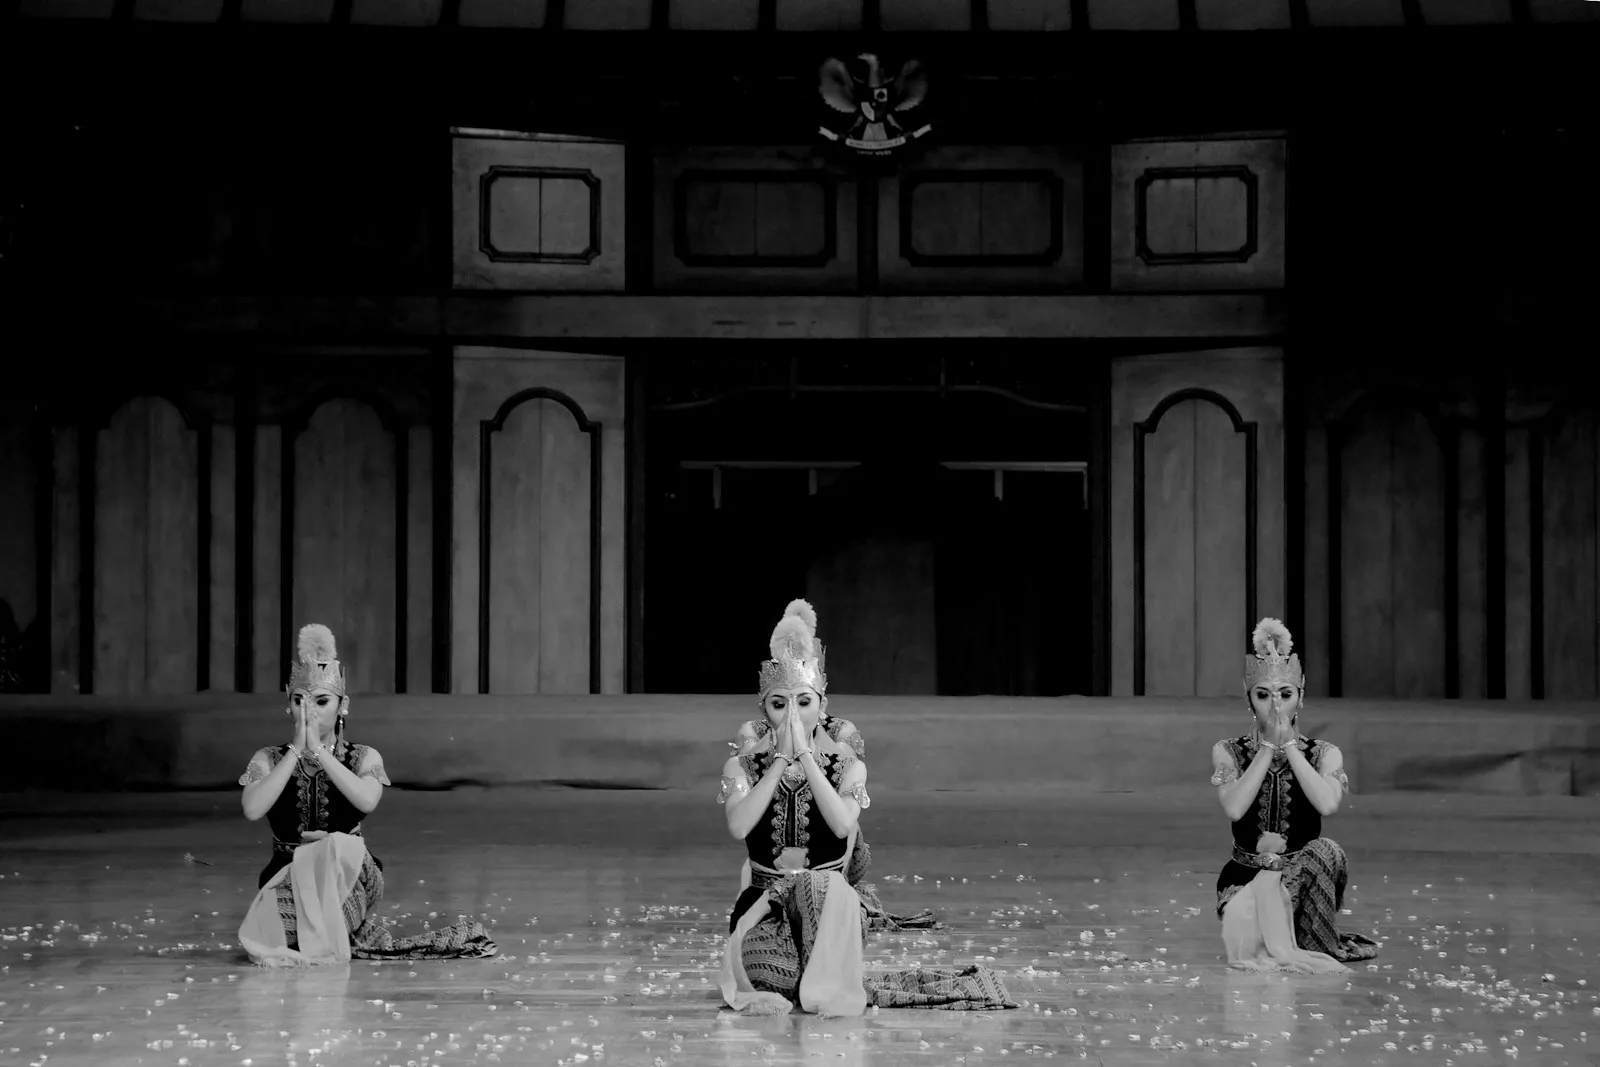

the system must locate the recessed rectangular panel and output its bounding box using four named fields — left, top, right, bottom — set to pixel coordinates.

left=880, top=145, right=1084, bottom=292
left=485, top=176, right=544, bottom=256
left=1529, top=0, right=1600, bottom=20
left=1304, top=0, right=1403, bottom=25
left=1417, top=0, right=1509, bottom=21
left=988, top=0, right=1072, bottom=29
left=654, top=148, right=856, bottom=291
left=1111, top=138, right=1284, bottom=290
left=776, top=0, right=861, bottom=29
left=755, top=182, right=828, bottom=258
left=908, top=182, right=983, bottom=257
left=1195, top=174, right=1251, bottom=255
left=1143, top=178, right=1196, bottom=257
left=881, top=0, right=971, bottom=30
left=540, top=177, right=595, bottom=257
left=134, top=0, right=226, bottom=21
left=979, top=180, right=1055, bottom=257
left=679, top=181, right=758, bottom=259
left=19, top=0, right=117, bottom=15
left=453, top=134, right=625, bottom=290
left=1088, top=0, right=1179, bottom=29
left=670, top=0, right=760, bottom=28
left=458, top=0, right=548, bottom=26
left=1195, top=0, right=1291, bottom=28
left=563, top=0, right=651, bottom=27
left=240, top=0, right=333, bottom=20
left=352, top=0, right=443, bottom=23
